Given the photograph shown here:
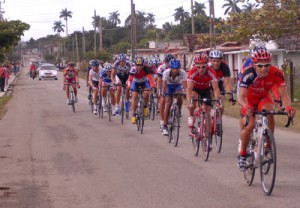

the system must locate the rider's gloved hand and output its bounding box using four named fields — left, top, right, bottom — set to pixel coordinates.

left=286, top=105, right=296, bottom=117
left=243, top=104, right=254, bottom=116
left=63, top=86, right=66, bottom=90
